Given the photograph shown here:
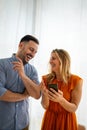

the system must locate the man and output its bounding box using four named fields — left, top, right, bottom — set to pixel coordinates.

left=0, top=35, right=41, bottom=130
